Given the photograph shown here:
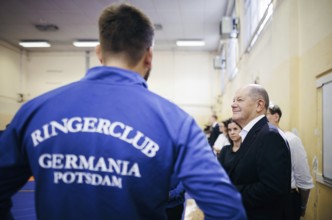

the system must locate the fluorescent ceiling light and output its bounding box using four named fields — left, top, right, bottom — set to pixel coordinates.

left=176, top=40, right=205, bottom=47
left=19, top=41, right=51, bottom=48
left=73, top=40, right=99, bottom=47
